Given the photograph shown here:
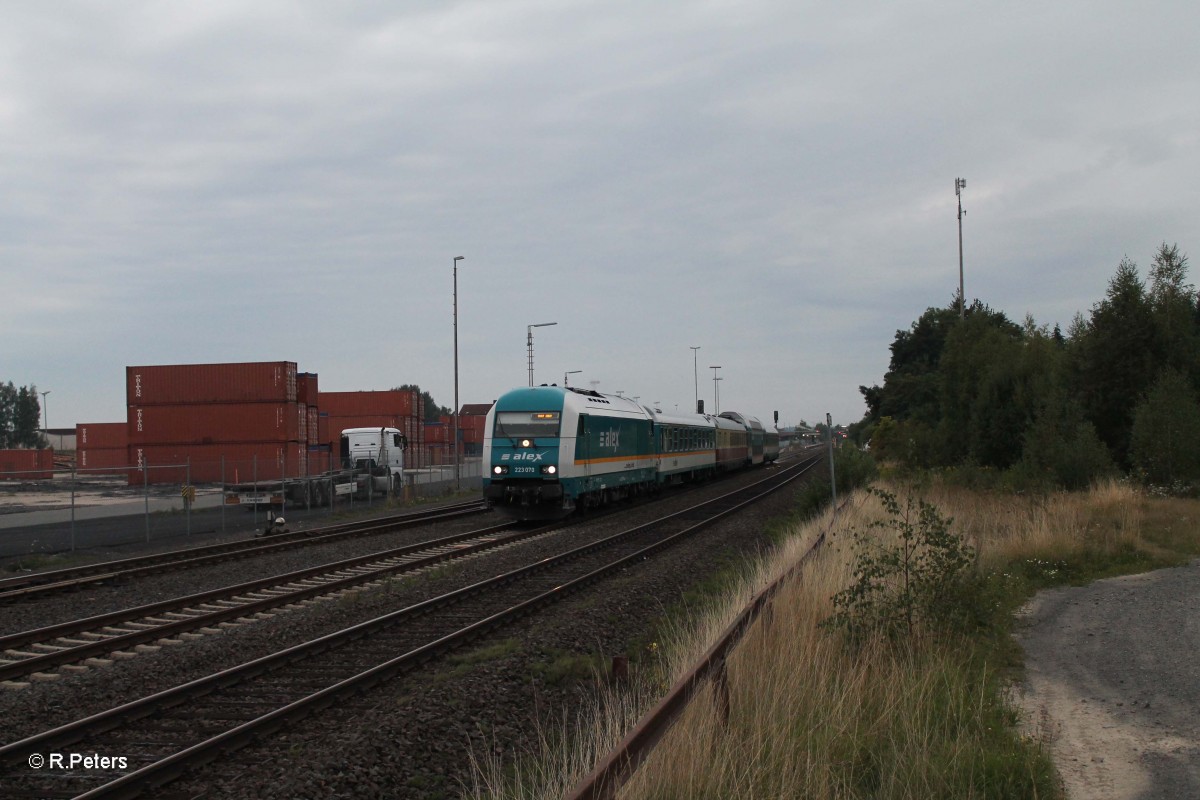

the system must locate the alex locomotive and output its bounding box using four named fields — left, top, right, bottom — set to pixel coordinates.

left=482, top=386, right=779, bottom=520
